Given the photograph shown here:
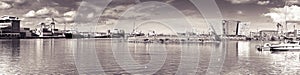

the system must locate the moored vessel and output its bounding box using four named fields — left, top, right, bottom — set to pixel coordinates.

left=257, top=41, right=300, bottom=51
